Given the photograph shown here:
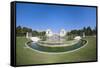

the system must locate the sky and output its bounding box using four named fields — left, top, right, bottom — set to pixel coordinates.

left=16, top=3, right=96, bottom=33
